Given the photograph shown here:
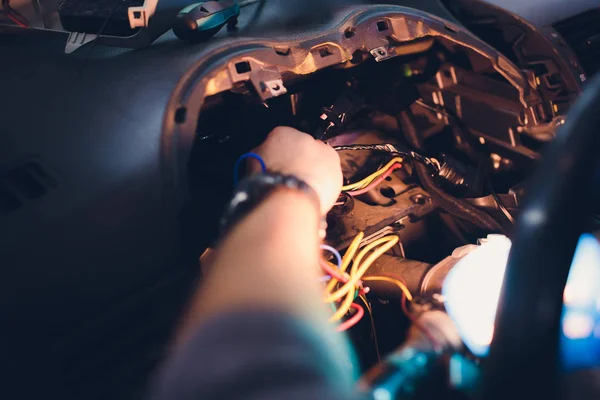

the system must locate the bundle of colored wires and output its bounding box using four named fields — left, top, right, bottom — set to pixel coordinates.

left=320, top=245, right=348, bottom=283
left=346, top=164, right=402, bottom=197
left=1, top=0, right=29, bottom=27
left=341, top=157, right=403, bottom=195
left=322, top=233, right=401, bottom=331
left=333, top=143, right=441, bottom=172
